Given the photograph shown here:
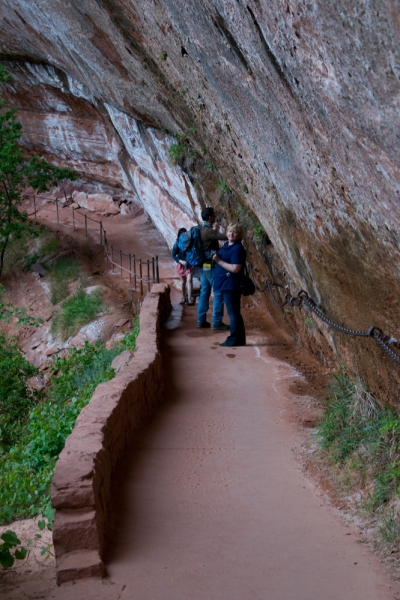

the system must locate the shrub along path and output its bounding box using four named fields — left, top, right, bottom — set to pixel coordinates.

left=48, top=299, right=400, bottom=600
